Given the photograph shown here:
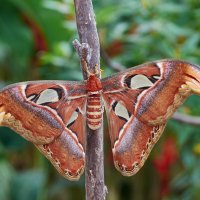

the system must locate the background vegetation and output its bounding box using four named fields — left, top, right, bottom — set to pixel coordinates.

left=1, top=0, right=200, bottom=199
